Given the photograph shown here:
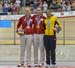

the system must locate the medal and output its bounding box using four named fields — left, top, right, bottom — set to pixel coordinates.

left=37, top=26, right=40, bottom=28
left=37, top=20, right=40, bottom=28
left=27, top=26, right=30, bottom=28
